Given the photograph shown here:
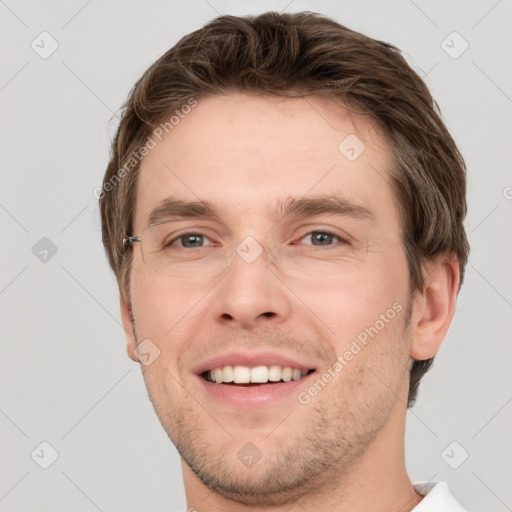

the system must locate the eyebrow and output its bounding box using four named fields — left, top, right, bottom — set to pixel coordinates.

left=147, top=195, right=374, bottom=227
